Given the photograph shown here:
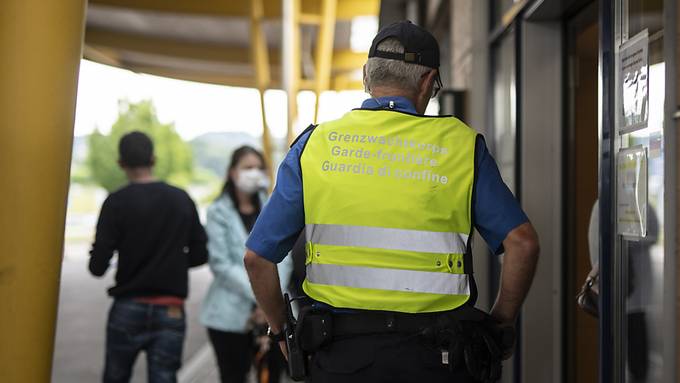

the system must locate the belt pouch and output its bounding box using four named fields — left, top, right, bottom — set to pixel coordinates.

left=298, top=309, right=333, bottom=352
